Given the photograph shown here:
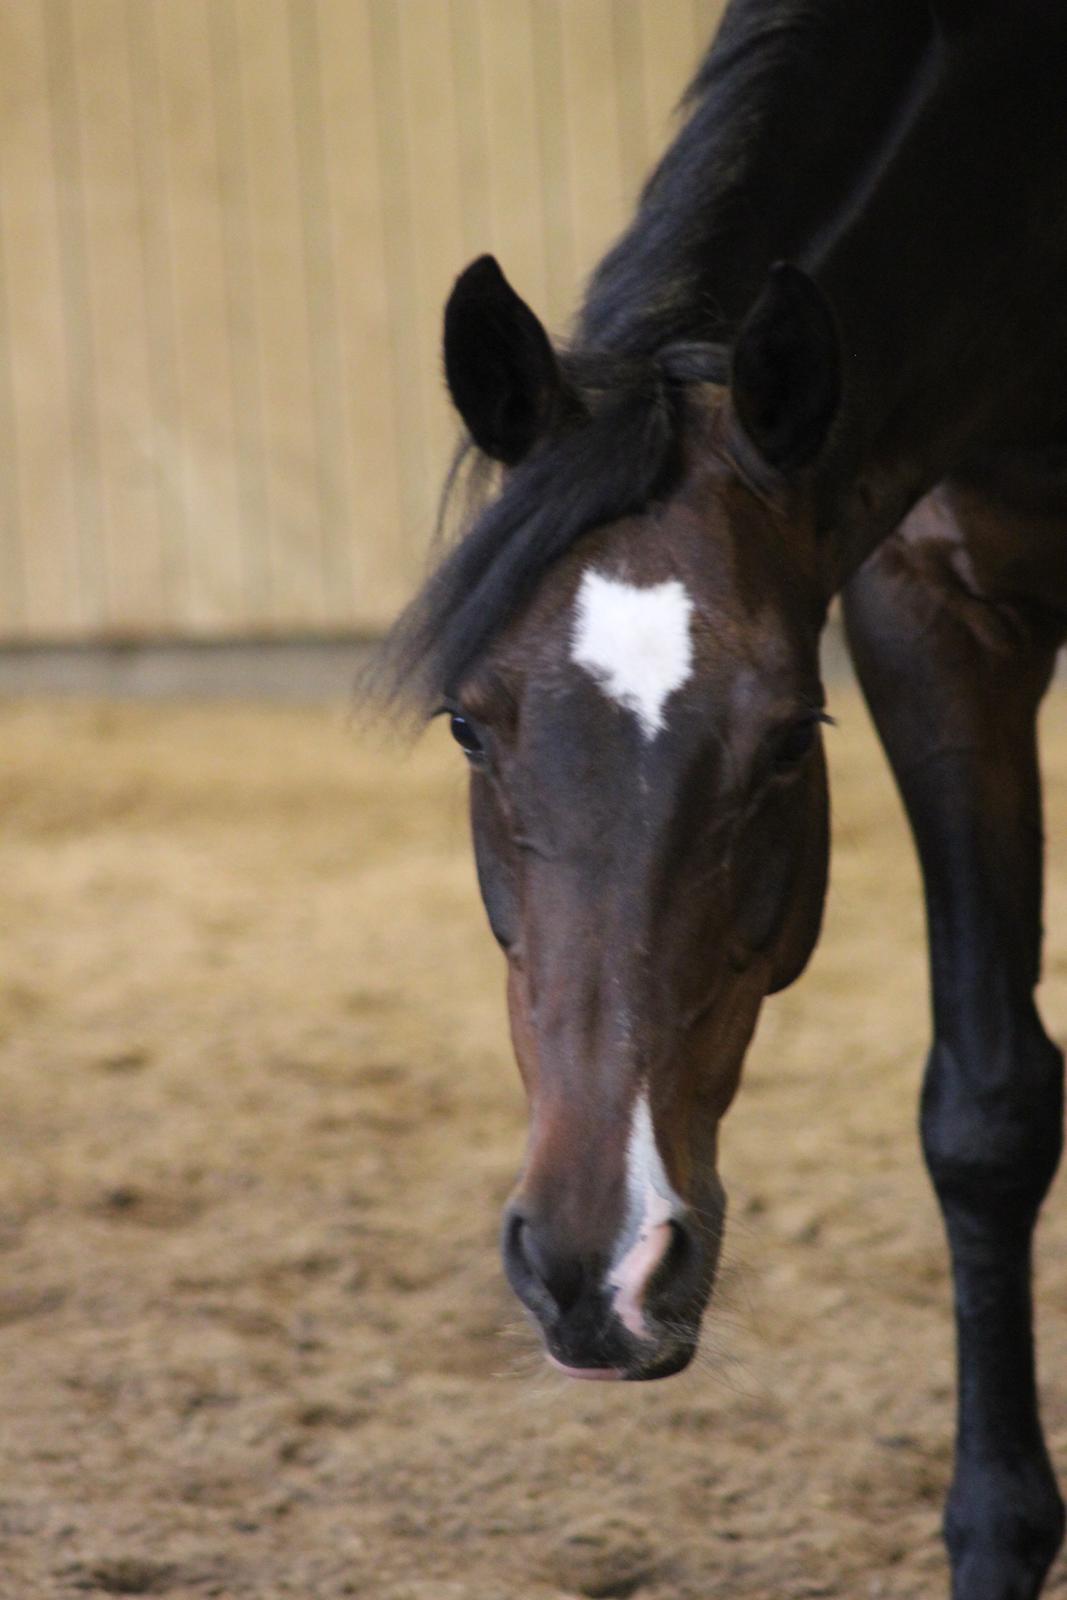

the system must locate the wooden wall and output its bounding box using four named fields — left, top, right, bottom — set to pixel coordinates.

left=0, top=0, right=726, bottom=644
